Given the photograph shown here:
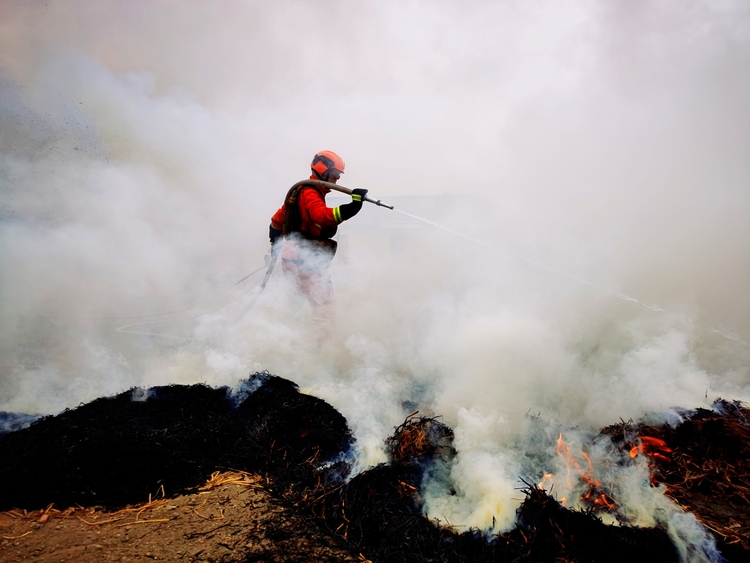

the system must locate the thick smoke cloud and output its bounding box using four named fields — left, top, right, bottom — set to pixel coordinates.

left=1, top=0, right=749, bottom=548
